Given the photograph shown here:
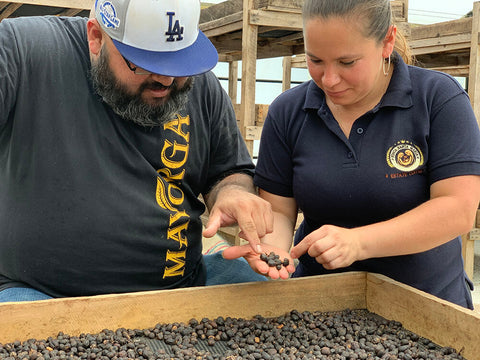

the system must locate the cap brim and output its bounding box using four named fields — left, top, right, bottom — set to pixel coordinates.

left=112, top=31, right=218, bottom=77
